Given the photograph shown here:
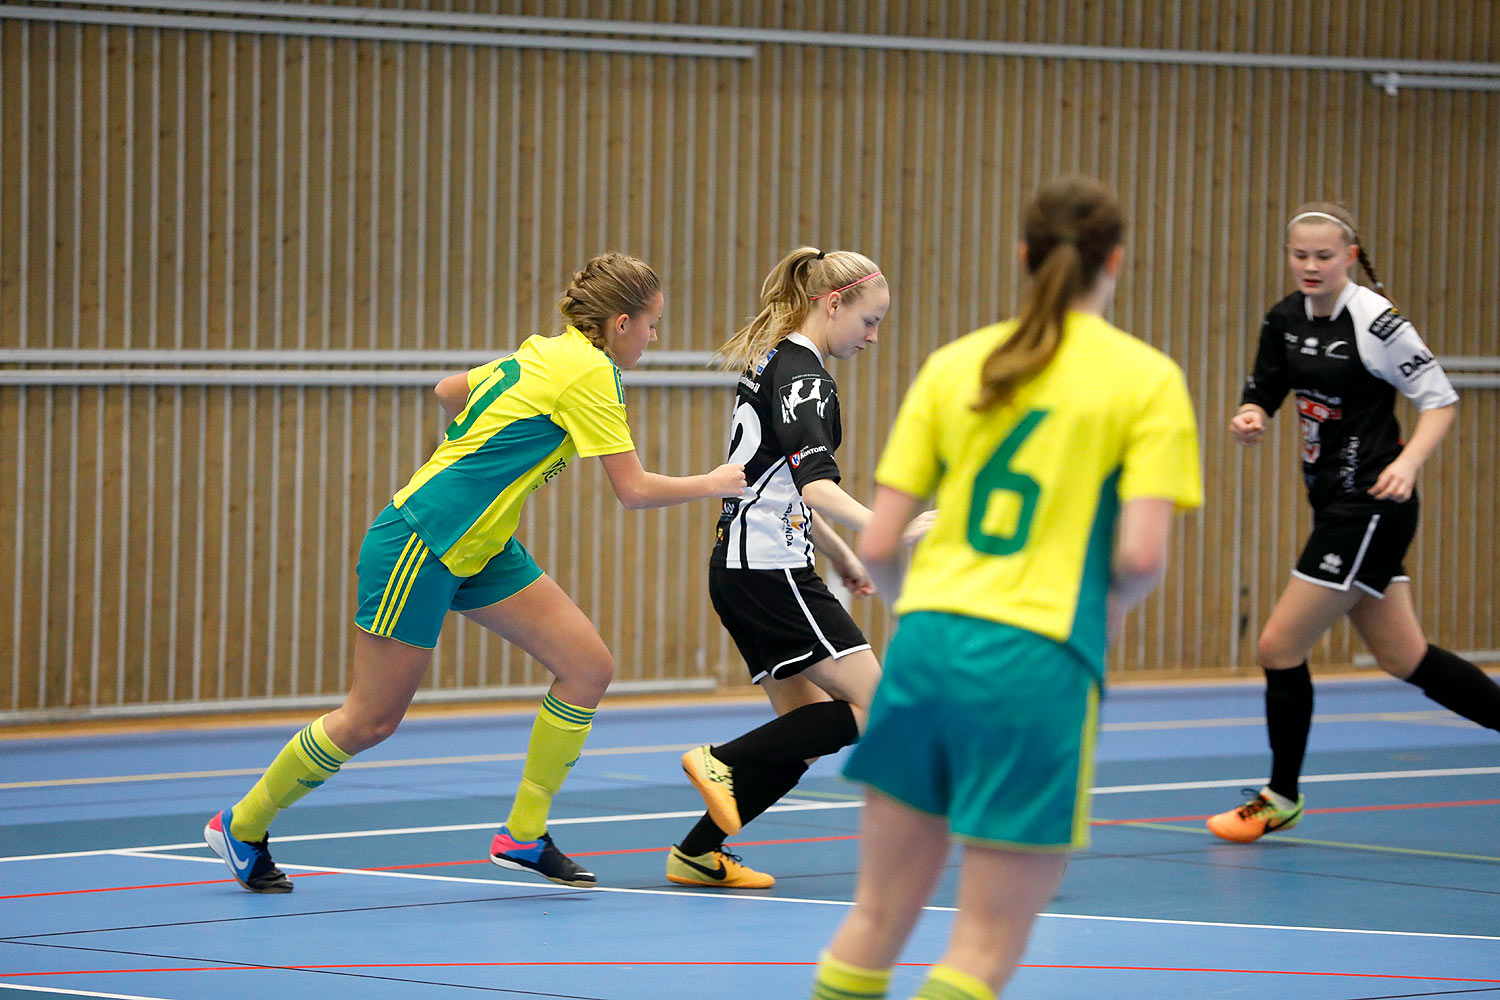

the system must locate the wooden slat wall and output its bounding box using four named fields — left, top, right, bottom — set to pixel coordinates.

left=2, top=1, right=1497, bottom=714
